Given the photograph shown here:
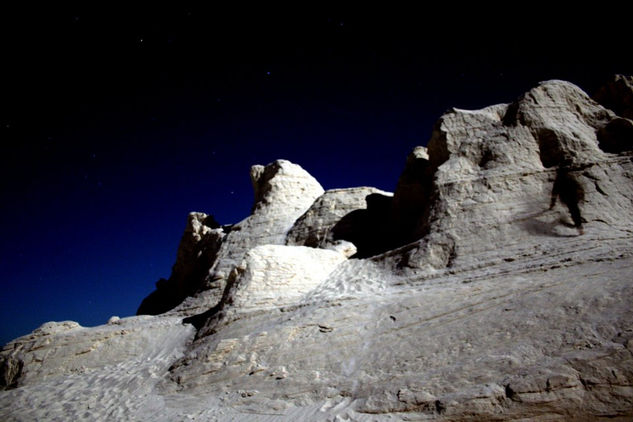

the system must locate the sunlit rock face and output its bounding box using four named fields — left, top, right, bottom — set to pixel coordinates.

left=137, top=159, right=325, bottom=316
left=594, top=74, right=633, bottom=120
left=2, top=79, right=633, bottom=421
left=381, top=80, right=632, bottom=273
